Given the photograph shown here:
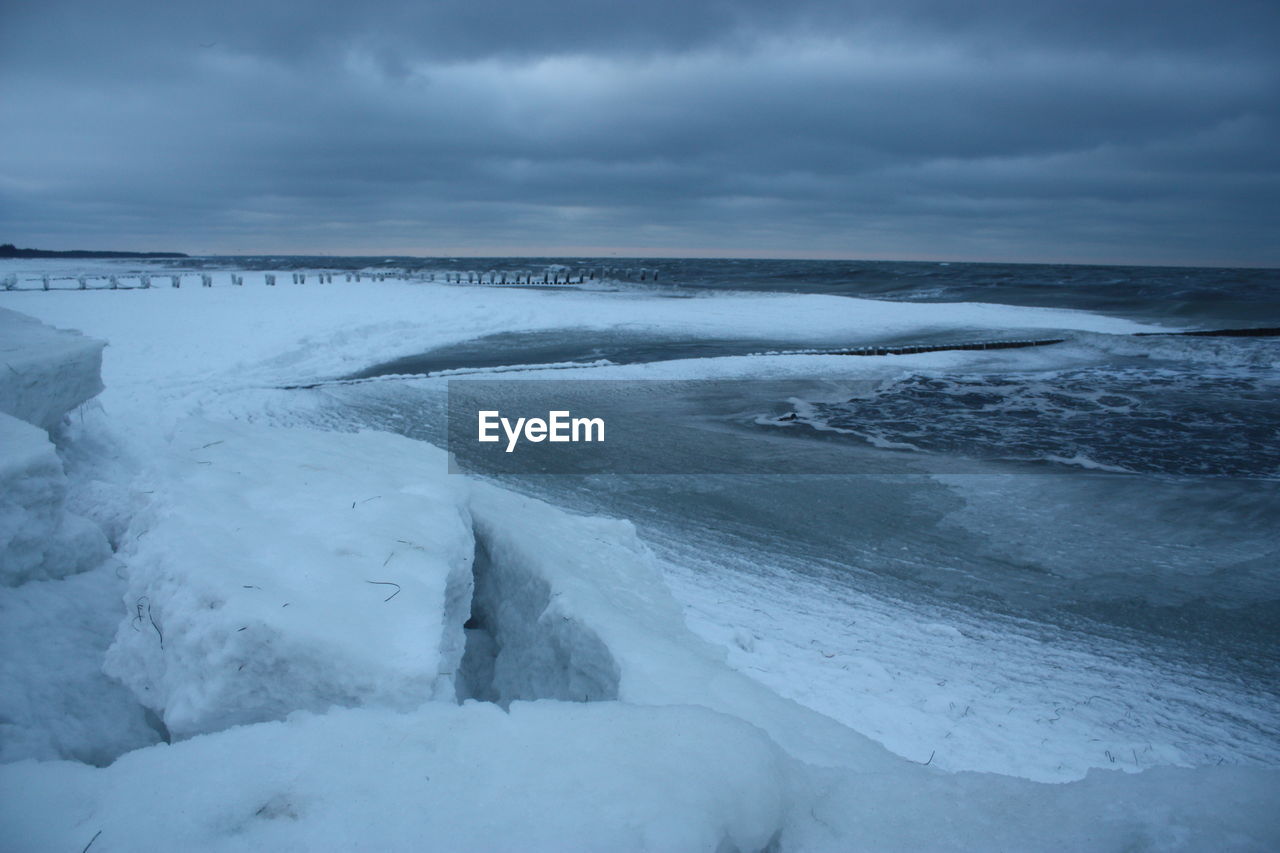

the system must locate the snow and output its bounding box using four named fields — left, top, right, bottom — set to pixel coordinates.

left=0, top=306, right=105, bottom=431
left=103, top=419, right=474, bottom=739
left=1, top=263, right=1276, bottom=851
left=2, top=704, right=1277, bottom=851
left=0, top=701, right=791, bottom=853
left=665, top=555, right=1280, bottom=783
left=787, top=761, right=1280, bottom=851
